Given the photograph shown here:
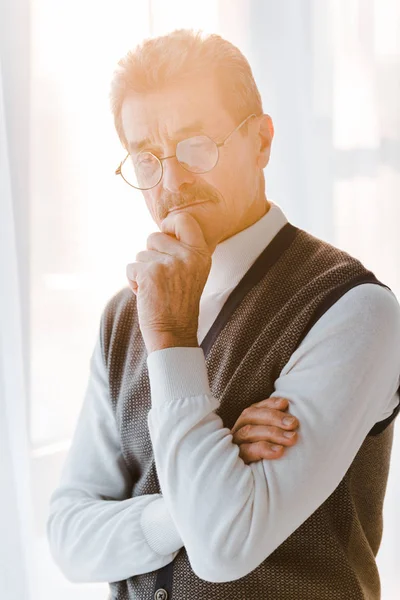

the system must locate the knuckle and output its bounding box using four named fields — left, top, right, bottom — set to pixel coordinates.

left=150, top=261, right=164, bottom=275
left=270, top=425, right=282, bottom=437
left=239, top=443, right=253, bottom=462
left=256, top=441, right=272, bottom=452
left=260, top=442, right=284, bottom=459
left=240, top=424, right=252, bottom=438
left=265, top=408, right=276, bottom=421
left=263, top=397, right=276, bottom=406
left=147, top=232, right=159, bottom=245
left=271, top=398, right=283, bottom=408
left=252, top=398, right=270, bottom=407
